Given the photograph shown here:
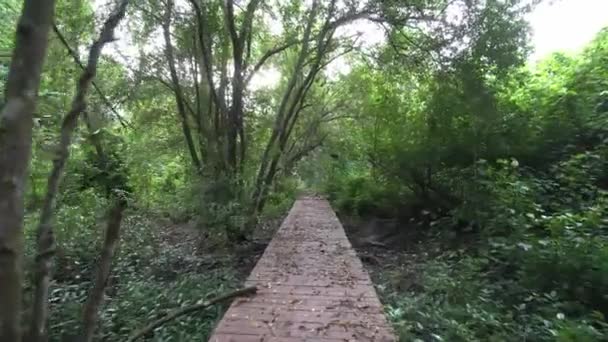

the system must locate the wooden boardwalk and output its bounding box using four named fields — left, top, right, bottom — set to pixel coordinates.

left=209, top=197, right=396, bottom=342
